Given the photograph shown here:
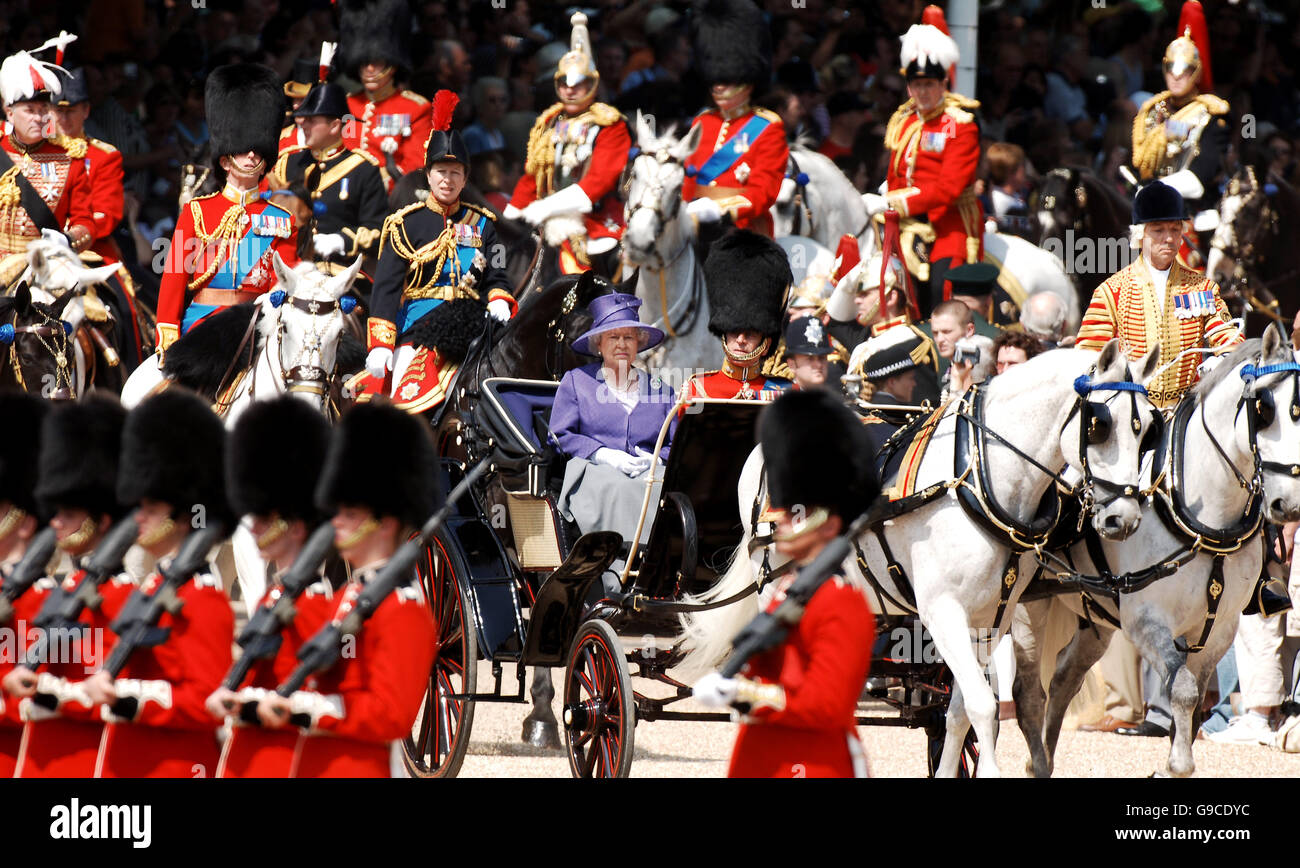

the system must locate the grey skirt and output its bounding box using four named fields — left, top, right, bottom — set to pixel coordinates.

left=557, top=458, right=663, bottom=548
